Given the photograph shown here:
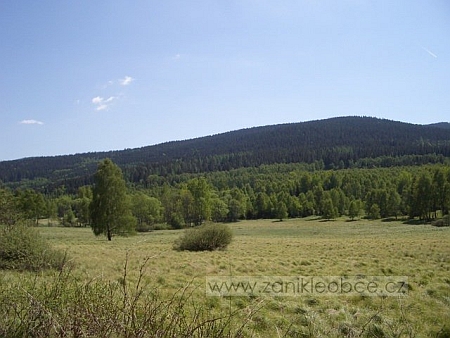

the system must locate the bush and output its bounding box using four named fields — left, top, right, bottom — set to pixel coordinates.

left=0, top=224, right=67, bottom=271
left=432, top=215, right=450, bottom=227
left=174, top=223, right=233, bottom=251
left=0, top=257, right=252, bottom=337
